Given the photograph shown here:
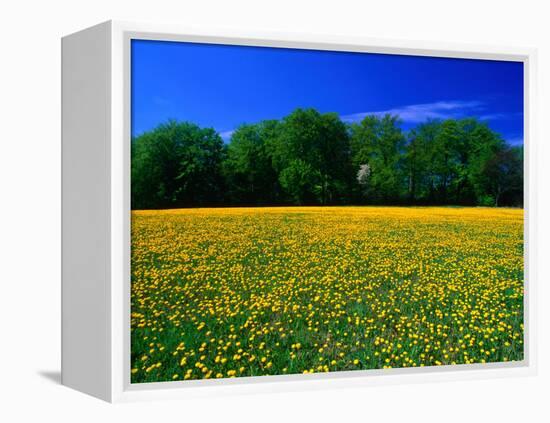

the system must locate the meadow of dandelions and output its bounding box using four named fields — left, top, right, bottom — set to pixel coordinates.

left=130, top=207, right=523, bottom=383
